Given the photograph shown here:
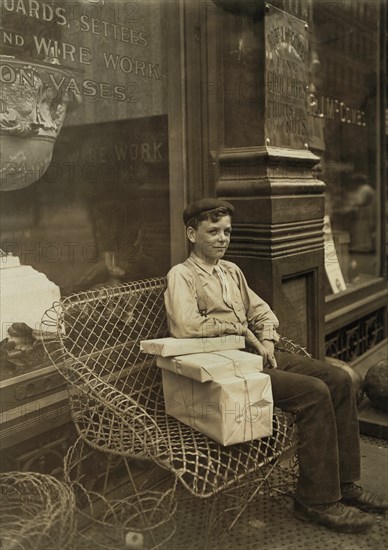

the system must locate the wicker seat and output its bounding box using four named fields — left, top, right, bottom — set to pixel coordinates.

left=43, top=277, right=308, bottom=540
